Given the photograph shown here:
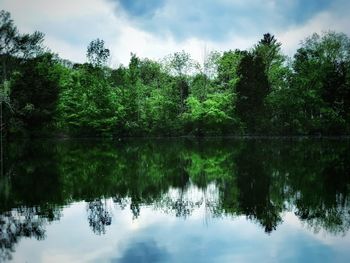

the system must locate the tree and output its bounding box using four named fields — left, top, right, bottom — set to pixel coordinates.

left=235, top=52, right=270, bottom=133
left=190, top=73, right=210, bottom=101
left=86, top=38, right=110, bottom=67
left=165, top=50, right=194, bottom=77
left=139, top=58, right=162, bottom=87
left=182, top=92, right=236, bottom=135
left=162, top=51, right=195, bottom=113
left=0, top=10, right=44, bottom=82
left=253, top=34, right=293, bottom=134
left=202, top=50, right=221, bottom=80
left=9, top=53, right=60, bottom=135
left=123, top=53, right=141, bottom=130
left=291, top=31, right=350, bottom=134
left=254, top=33, right=282, bottom=73
left=0, top=10, right=45, bottom=139
left=57, top=65, right=122, bottom=136
left=217, top=49, right=243, bottom=92
left=253, top=33, right=290, bottom=97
